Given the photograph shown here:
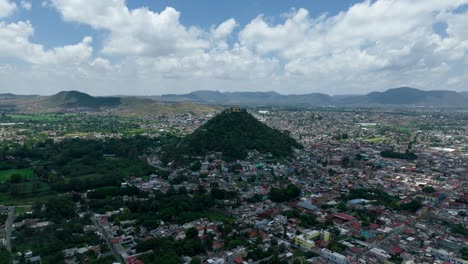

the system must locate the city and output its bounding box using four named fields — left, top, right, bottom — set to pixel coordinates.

left=0, top=105, right=466, bottom=264
left=0, top=0, right=467, bottom=263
